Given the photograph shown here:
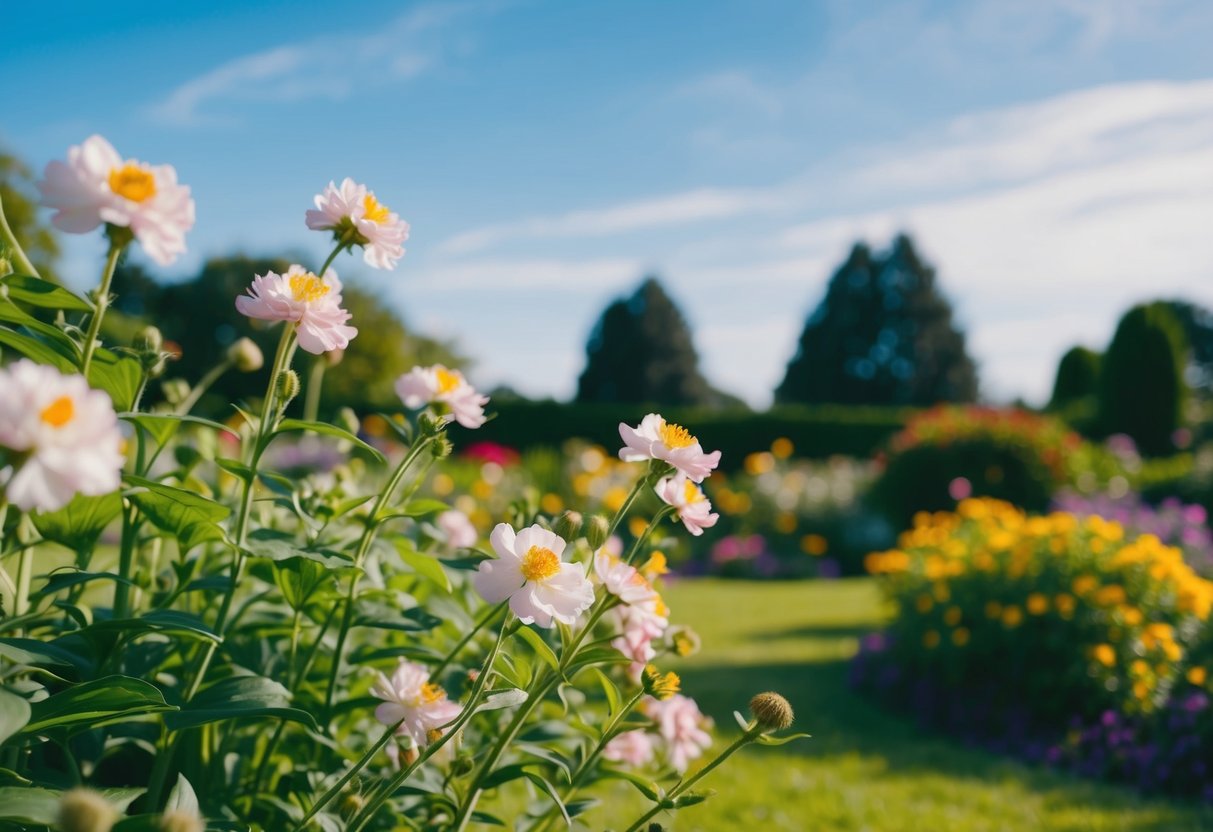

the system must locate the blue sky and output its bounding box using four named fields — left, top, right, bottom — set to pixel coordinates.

left=5, top=0, right=1213, bottom=405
